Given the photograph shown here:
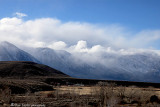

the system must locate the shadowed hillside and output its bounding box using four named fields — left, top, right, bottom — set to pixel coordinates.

left=0, top=61, right=69, bottom=94
left=0, top=61, right=68, bottom=78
